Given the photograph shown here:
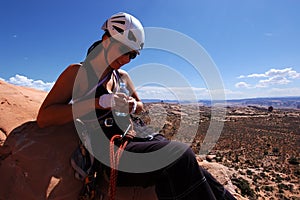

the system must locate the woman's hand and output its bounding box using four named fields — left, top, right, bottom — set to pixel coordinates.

left=113, top=94, right=137, bottom=114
